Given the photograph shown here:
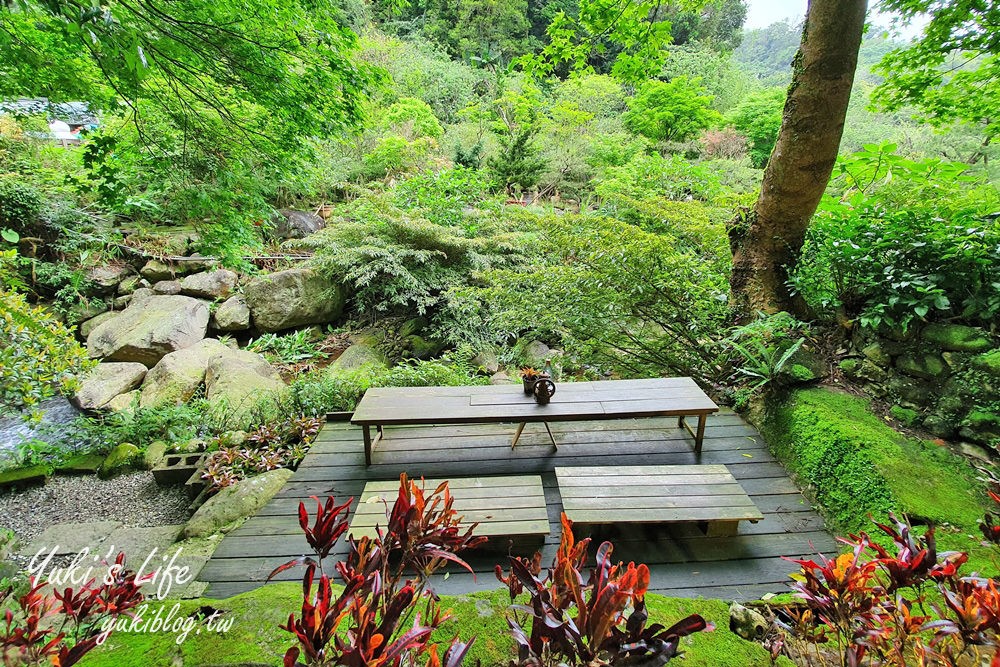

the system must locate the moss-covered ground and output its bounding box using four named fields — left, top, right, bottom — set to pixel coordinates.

left=78, top=583, right=792, bottom=666
left=760, top=387, right=997, bottom=572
